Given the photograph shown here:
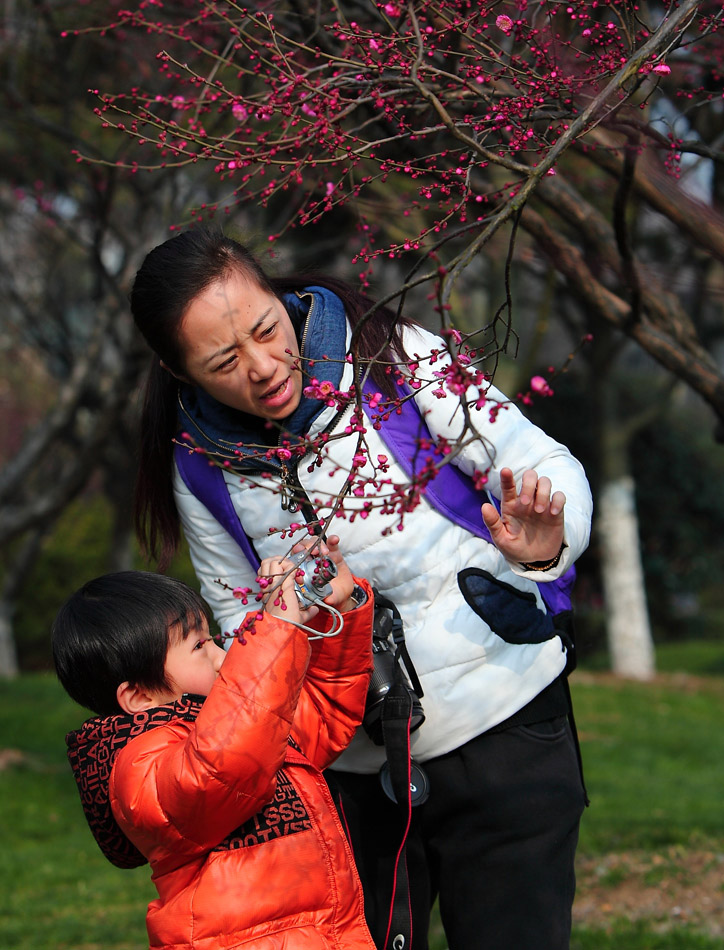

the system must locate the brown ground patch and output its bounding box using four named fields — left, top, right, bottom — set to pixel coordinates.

left=574, top=848, right=724, bottom=936
left=0, top=747, right=27, bottom=771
